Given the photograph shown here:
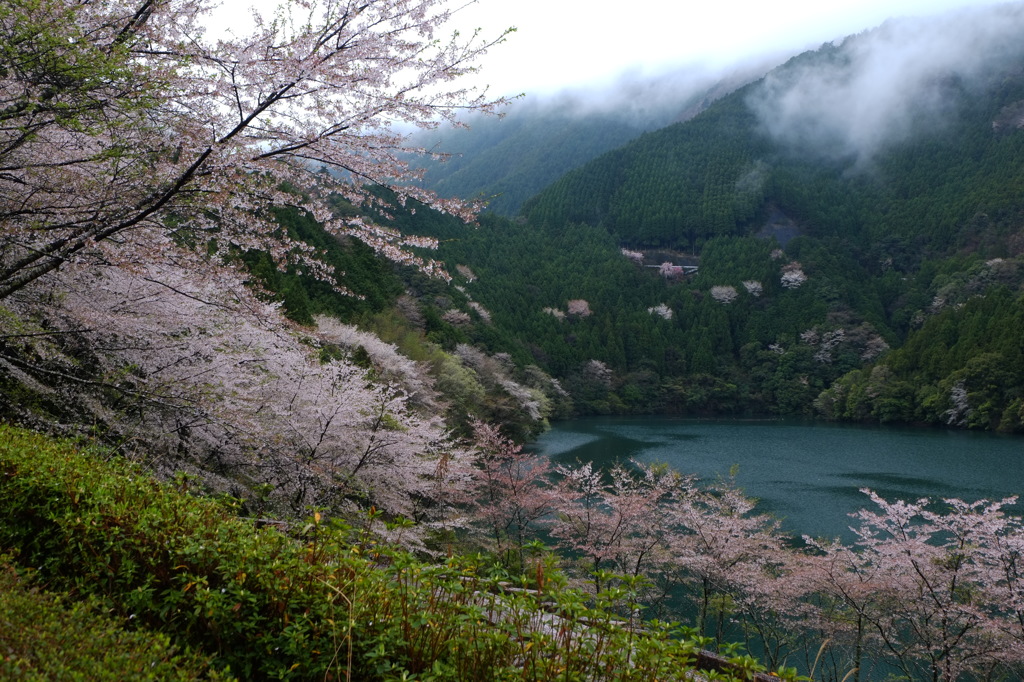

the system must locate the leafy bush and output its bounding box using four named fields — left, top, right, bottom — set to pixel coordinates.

left=0, top=427, right=379, bottom=679
left=0, top=557, right=227, bottom=680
